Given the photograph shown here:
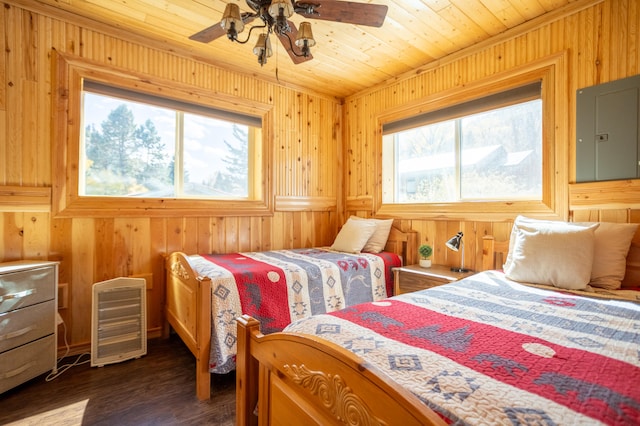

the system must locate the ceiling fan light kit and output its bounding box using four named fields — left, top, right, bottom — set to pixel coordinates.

left=269, top=0, right=295, bottom=24
left=221, top=0, right=314, bottom=66
left=253, top=33, right=273, bottom=65
left=295, top=22, right=315, bottom=52
left=191, top=1, right=388, bottom=66
left=221, top=3, right=245, bottom=35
